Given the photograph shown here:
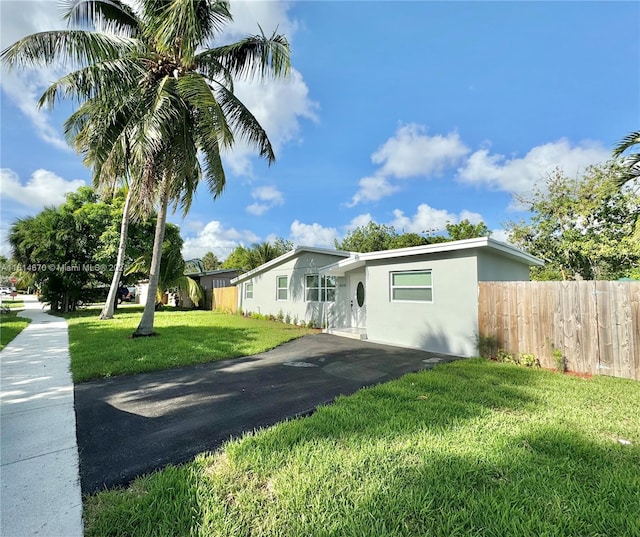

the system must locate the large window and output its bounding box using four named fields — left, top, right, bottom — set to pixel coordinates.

left=305, top=274, right=336, bottom=302
left=390, top=271, right=432, bottom=302
left=245, top=282, right=254, bottom=299
left=276, top=276, right=288, bottom=300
